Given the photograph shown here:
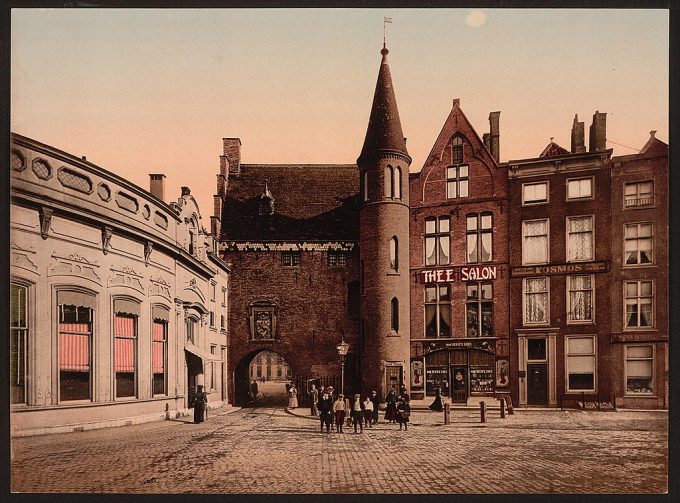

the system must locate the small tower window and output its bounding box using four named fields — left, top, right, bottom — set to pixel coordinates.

left=188, top=230, right=195, bottom=255
left=385, top=165, right=394, bottom=198
left=452, top=136, right=464, bottom=164
left=363, top=171, right=369, bottom=201
left=391, top=297, right=399, bottom=332
left=390, top=236, right=398, bottom=271
left=394, top=167, right=402, bottom=200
